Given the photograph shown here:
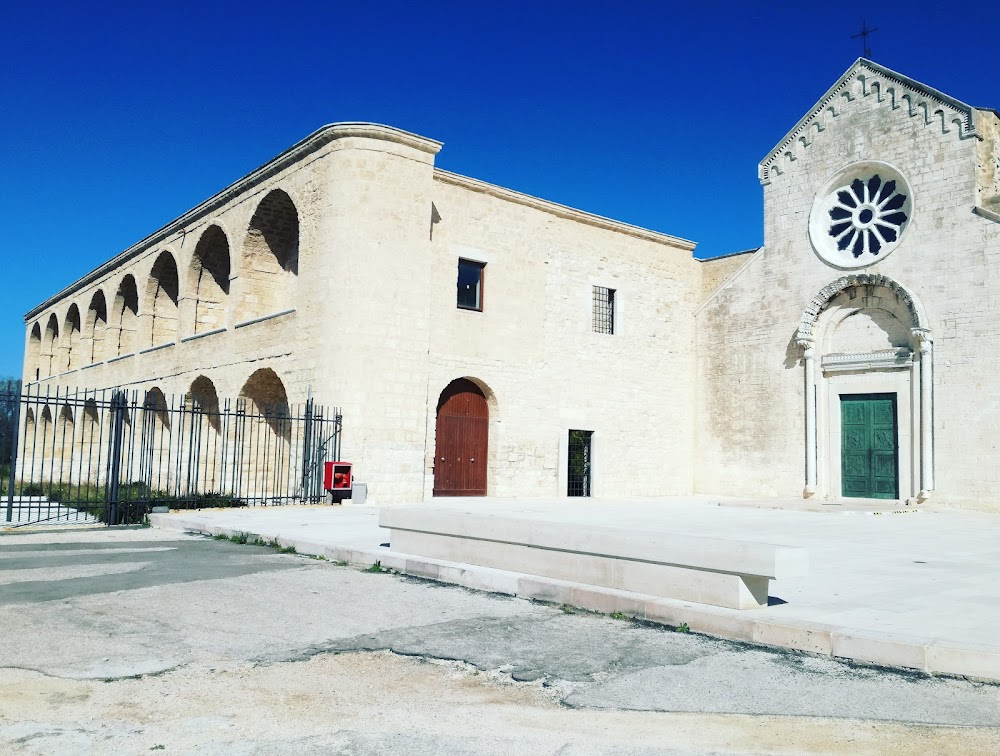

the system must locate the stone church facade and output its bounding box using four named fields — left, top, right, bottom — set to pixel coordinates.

left=697, top=59, right=1000, bottom=510
left=21, top=60, right=1000, bottom=510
